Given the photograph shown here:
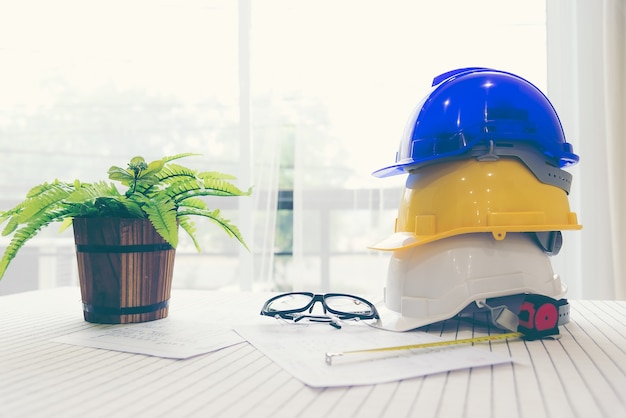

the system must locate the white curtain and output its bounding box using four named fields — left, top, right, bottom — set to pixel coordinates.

left=547, top=0, right=626, bottom=299
left=247, top=0, right=551, bottom=296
